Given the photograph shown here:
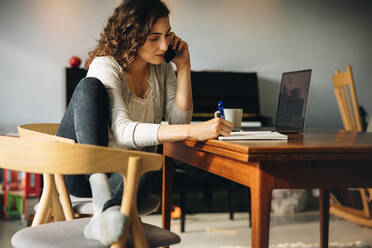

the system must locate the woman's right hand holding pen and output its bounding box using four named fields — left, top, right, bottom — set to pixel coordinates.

left=158, top=100, right=232, bottom=143
left=188, top=118, right=233, bottom=141
left=187, top=100, right=232, bottom=141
